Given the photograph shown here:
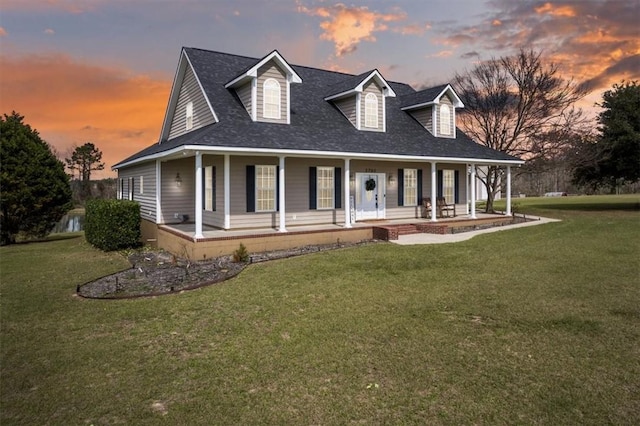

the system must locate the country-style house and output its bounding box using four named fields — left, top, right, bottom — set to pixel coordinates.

left=113, top=47, right=523, bottom=257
